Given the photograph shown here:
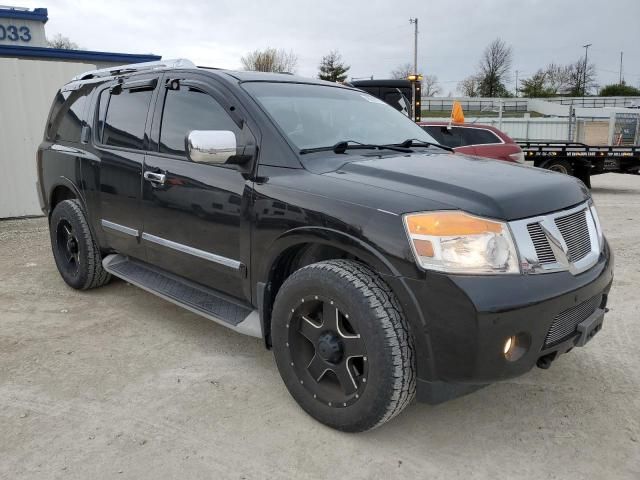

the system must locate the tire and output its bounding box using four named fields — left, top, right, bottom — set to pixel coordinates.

left=542, top=158, right=574, bottom=176
left=271, top=260, right=416, bottom=432
left=49, top=199, right=111, bottom=290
